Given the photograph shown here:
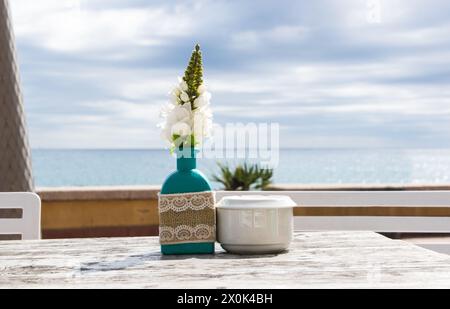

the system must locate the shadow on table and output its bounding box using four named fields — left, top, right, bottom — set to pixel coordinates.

left=79, top=250, right=284, bottom=274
